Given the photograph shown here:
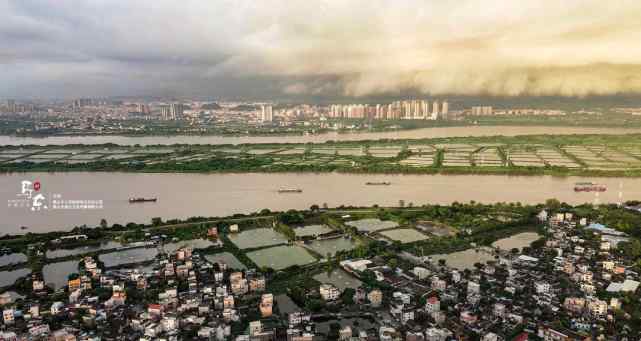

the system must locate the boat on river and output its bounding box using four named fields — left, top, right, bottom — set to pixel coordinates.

left=129, top=197, right=158, bottom=203
left=278, top=188, right=303, bottom=193
left=574, top=182, right=606, bottom=192
left=365, top=181, right=391, bottom=186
